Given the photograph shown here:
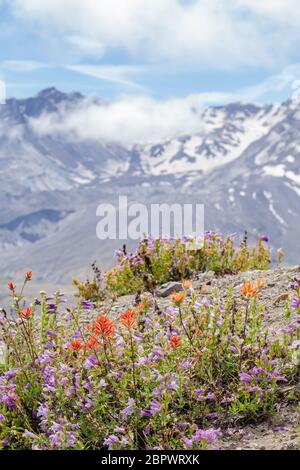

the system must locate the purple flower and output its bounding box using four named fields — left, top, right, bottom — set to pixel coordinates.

left=37, top=403, right=49, bottom=419
left=273, top=426, right=289, bottom=433
left=47, top=303, right=57, bottom=314
left=140, top=409, right=151, bottom=418
left=23, top=430, right=36, bottom=439
left=1, top=392, right=18, bottom=409
left=104, top=435, right=119, bottom=449
left=182, top=437, right=193, bottom=449
left=180, top=359, right=192, bottom=370
left=0, top=413, right=6, bottom=423
left=49, top=431, right=62, bottom=448
left=114, top=249, right=124, bottom=258
left=121, top=398, right=135, bottom=417
left=206, top=392, right=216, bottom=401
left=290, top=280, right=300, bottom=290
left=193, top=427, right=221, bottom=444
left=82, top=300, right=93, bottom=310
left=195, top=389, right=205, bottom=401
left=291, top=298, right=300, bottom=309
left=66, top=432, right=77, bottom=448
left=84, top=355, right=98, bottom=370
left=144, top=425, right=151, bottom=435
left=252, top=367, right=264, bottom=375
left=240, top=372, right=252, bottom=384
left=114, top=426, right=125, bottom=434
left=4, top=369, right=17, bottom=381
left=150, top=399, right=163, bottom=415
left=260, top=235, right=269, bottom=243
